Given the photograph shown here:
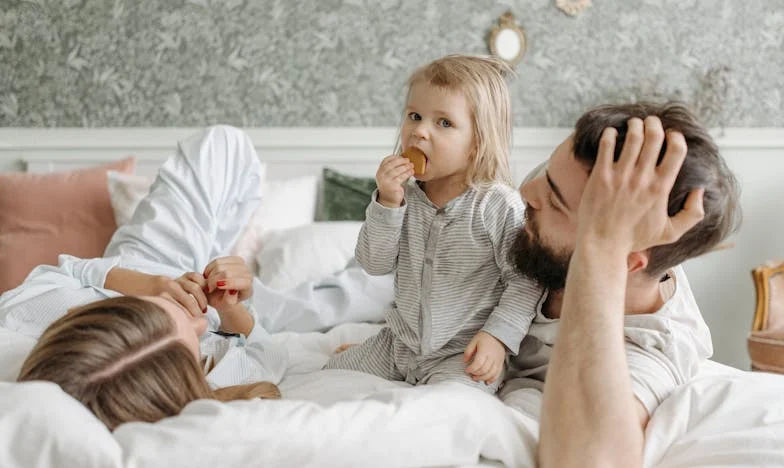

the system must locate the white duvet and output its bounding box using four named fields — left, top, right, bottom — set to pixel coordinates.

left=1, top=323, right=784, bottom=468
